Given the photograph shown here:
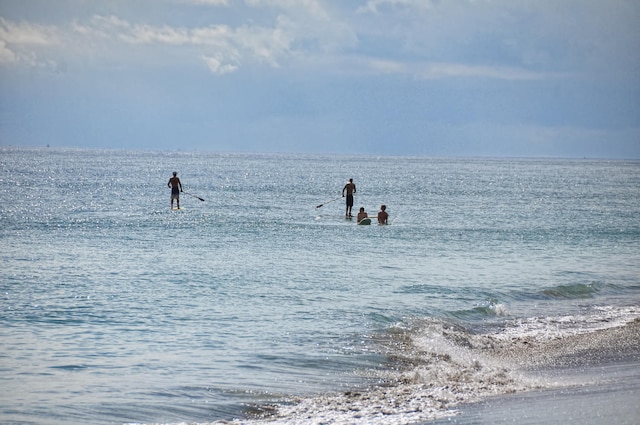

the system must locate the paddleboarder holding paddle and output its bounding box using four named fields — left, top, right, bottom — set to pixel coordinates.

left=342, top=178, right=356, bottom=218
left=168, top=171, right=183, bottom=209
